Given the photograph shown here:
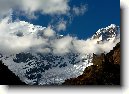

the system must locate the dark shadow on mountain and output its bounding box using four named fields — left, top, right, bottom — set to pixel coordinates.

left=0, top=60, right=26, bottom=85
